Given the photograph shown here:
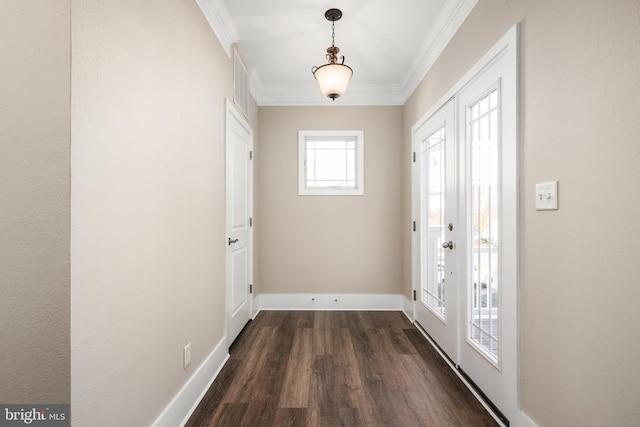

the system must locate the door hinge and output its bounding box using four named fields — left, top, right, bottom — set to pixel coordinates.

left=413, top=221, right=416, bottom=232
left=412, top=152, right=416, bottom=163
left=249, top=284, right=253, bottom=294
left=413, top=290, right=417, bottom=301
left=249, top=217, right=253, bottom=227
left=249, top=150, right=253, bottom=160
